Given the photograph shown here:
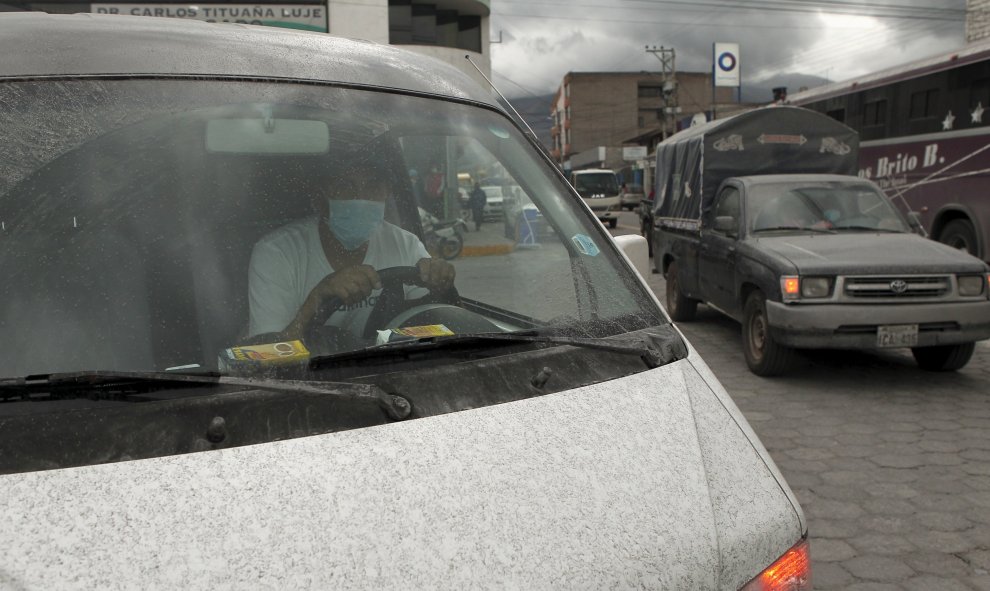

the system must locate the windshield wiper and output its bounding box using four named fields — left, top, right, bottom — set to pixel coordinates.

left=833, top=225, right=903, bottom=233
left=752, top=226, right=836, bottom=234
left=0, top=370, right=411, bottom=420
left=310, top=327, right=687, bottom=370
